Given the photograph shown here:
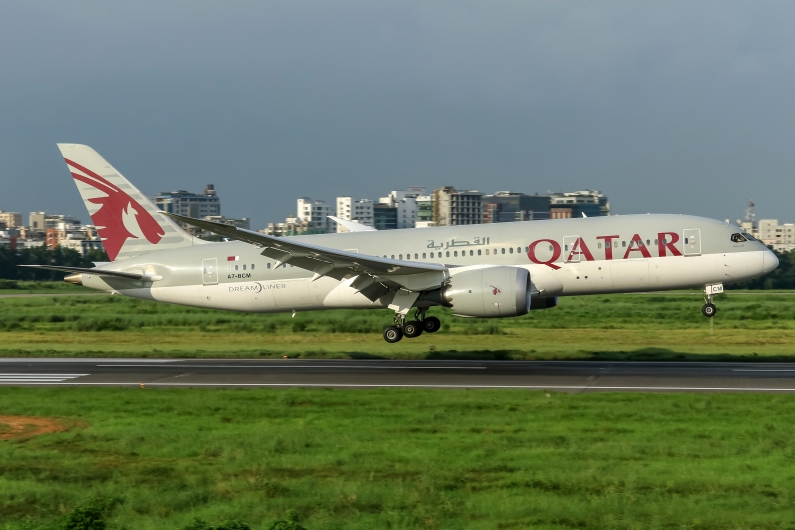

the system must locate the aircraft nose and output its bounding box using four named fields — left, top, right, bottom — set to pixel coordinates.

left=763, top=249, right=779, bottom=274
